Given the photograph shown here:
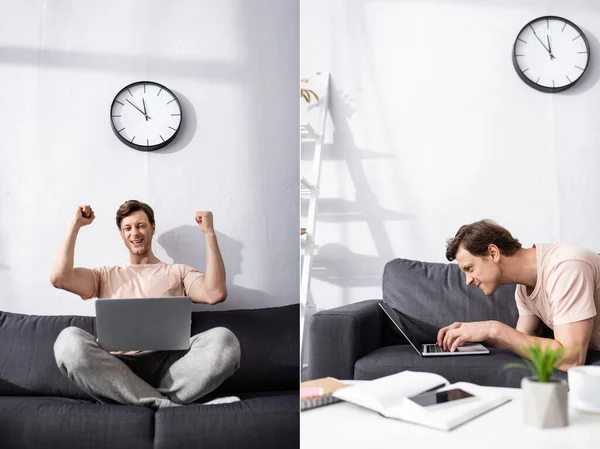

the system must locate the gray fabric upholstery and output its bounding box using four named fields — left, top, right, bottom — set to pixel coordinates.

left=0, top=397, right=154, bottom=449
left=308, top=300, right=383, bottom=380
left=353, top=346, right=568, bottom=387
left=155, top=393, right=299, bottom=449
left=382, top=258, right=519, bottom=341
left=0, top=304, right=299, bottom=447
